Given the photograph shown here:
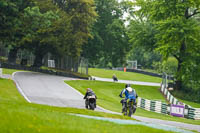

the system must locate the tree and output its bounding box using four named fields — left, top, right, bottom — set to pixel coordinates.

left=0, top=0, right=96, bottom=68
left=53, top=0, right=97, bottom=57
left=0, top=0, right=33, bottom=63
left=83, top=0, right=131, bottom=67
left=106, top=19, right=130, bottom=67
left=21, top=6, right=59, bottom=67
left=127, top=19, right=162, bottom=69
left=134, top=0, right=200, bottom=90
left=81, top=28, right=103, bottom=66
